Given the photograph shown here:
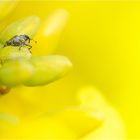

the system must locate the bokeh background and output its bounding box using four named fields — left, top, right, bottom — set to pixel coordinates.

left=1, top=1, right=140, bottom=139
